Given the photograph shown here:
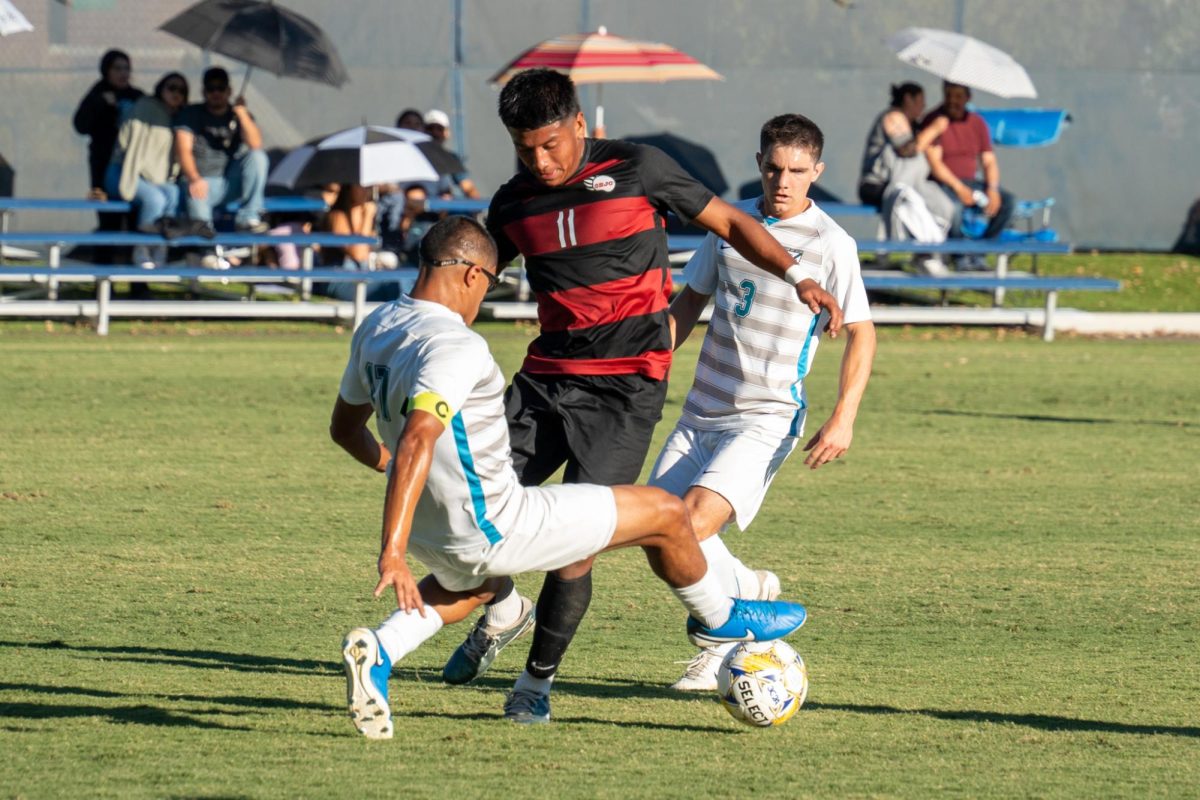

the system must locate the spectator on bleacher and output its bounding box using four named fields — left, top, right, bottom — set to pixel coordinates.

left=73, top=49, right=143, bottom=201
left=423, top=109, right=481, bottom=200
left=395, top=108, right=425, bottom=131
left=318, top=183, right=408, bottom=301
left=322, top=184, right=377, bottom=269
left=377, top=183, right=430, bottom=265
left=922, top=81, right=1015, bottom=242
left=858, top=82, right=955, bottom=274
left=105, top=72, right=190, bottom=264
left=858, top=82, right=953, bottom=221
left=72, top=49, right=143, bottom=264
left=174, top=67, right=269, bottom=235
